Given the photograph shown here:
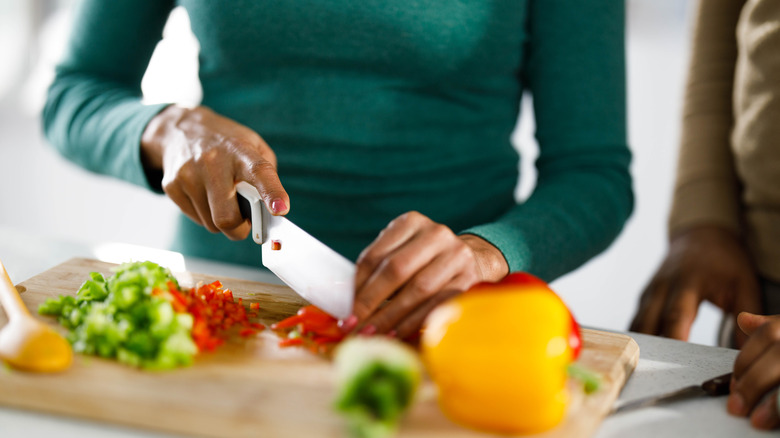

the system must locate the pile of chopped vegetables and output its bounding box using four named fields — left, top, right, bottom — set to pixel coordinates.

left=37, top=261, right=263, bottom=370
left=270, top=305, right=346, bottom=353
left=156, top=279, right=264, bottom=352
